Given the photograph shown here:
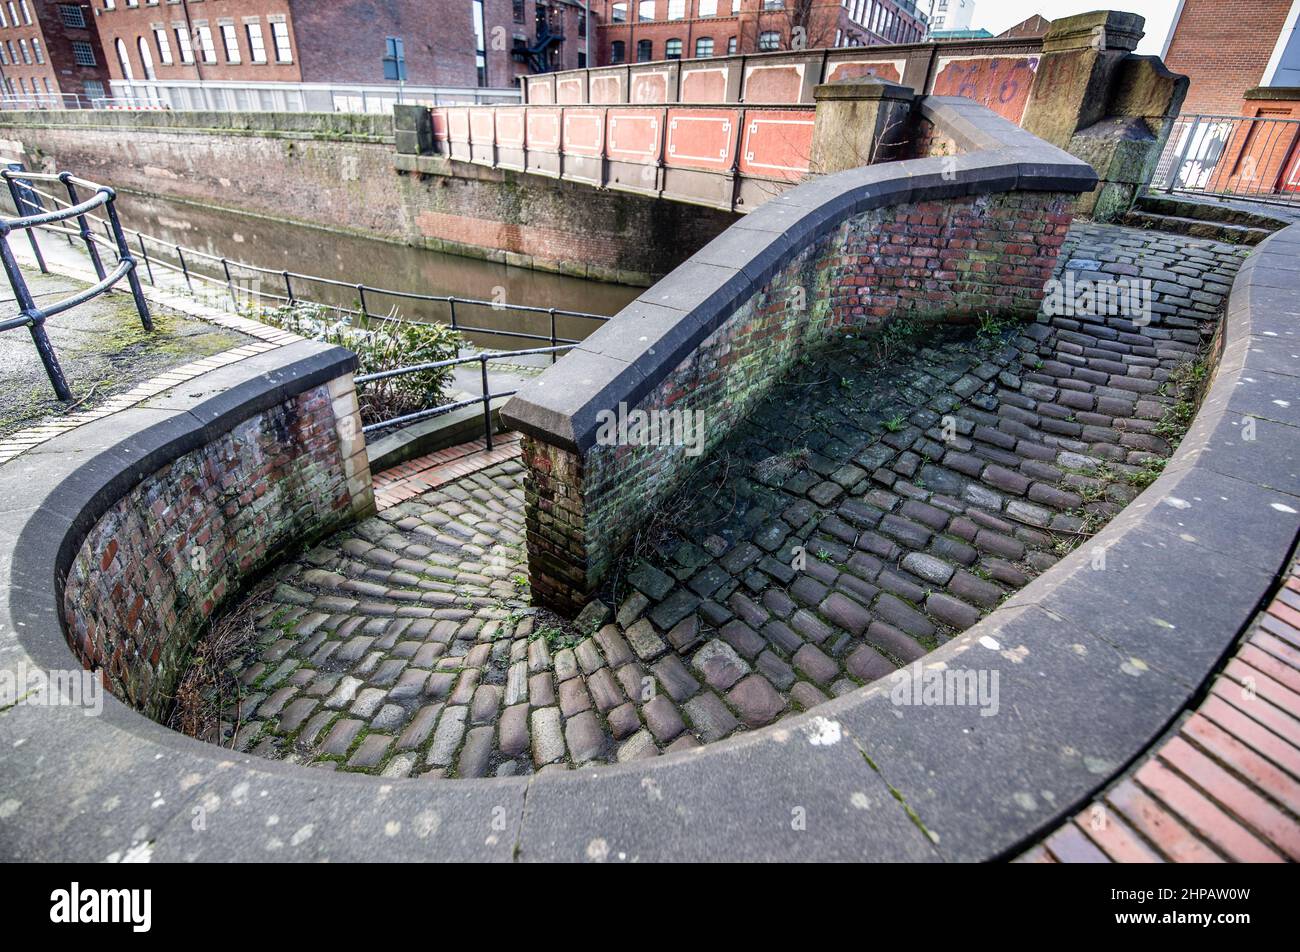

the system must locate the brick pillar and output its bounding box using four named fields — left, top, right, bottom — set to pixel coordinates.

left=329, top=372, right=377, bottom=520
left=811, top=77, right=917, bottom=173
left=519, top=435, right=592, bottom=615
